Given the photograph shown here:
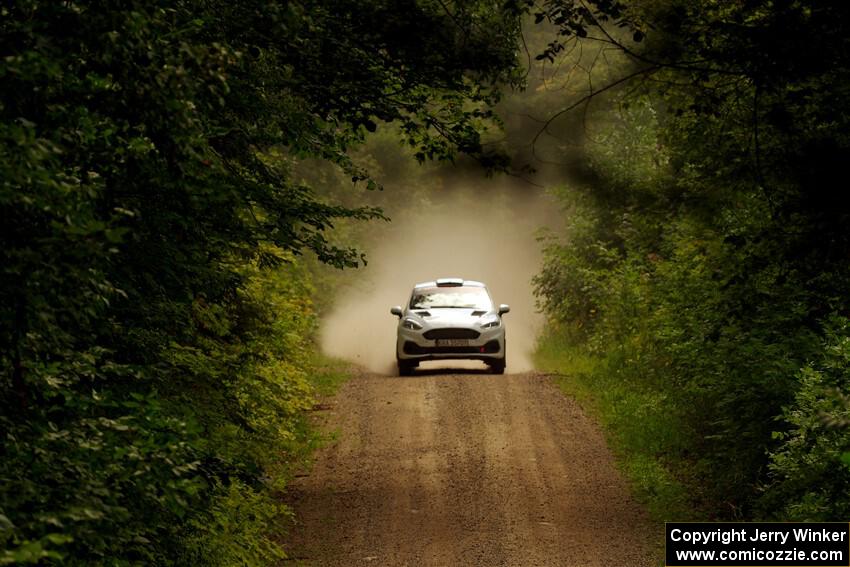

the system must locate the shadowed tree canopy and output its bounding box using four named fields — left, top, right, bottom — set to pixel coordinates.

left=533, top=0, right=850, bottom=226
